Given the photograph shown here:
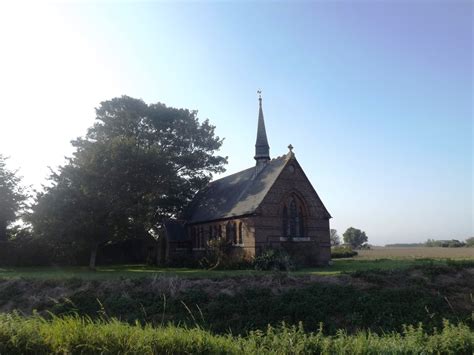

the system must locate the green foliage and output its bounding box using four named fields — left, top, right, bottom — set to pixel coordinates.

left=425, top=239, right=466, bottom=247
left=29, top=96, right=227, bottom=268
left=466, top=237, right=474, bottom=247
left=343, top=227, right=368, bottom=249
left=0, top=154, right=27, bottom=241
left=254, top=249, right=295, bottom=271
left=199, top=236, right=235, bottom=270
left=0, top=230, right=55, bottom=266
left=330, top=229, right=340, bottom=246
left=331, top=246, right=358, bottom=259
left=0, top=313, right=472, bottom=354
